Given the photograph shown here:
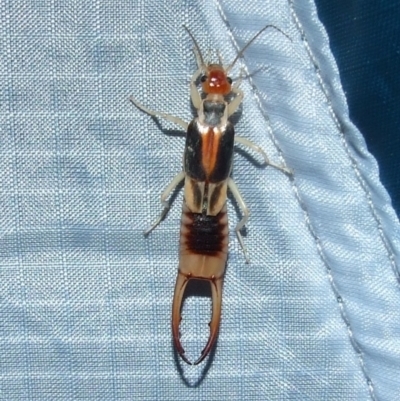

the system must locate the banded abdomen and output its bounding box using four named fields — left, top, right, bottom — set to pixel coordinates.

left=179, top=202, right=228, bottom=277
